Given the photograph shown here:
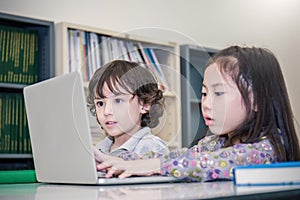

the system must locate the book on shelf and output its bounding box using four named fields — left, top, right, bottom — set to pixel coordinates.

left=0, top=93, right=31, bottom=154
left=134, top=42, right=168, bottom=91
left=100, top=35, right=111, bottom=65
left=118, top=39, right=130, bottom=61
left=89, top=32, right=102, bottom=79
left=68, top=29, right=102, bottom=81
left=144, top=48, right=168, bottom=91
left=233, top=161, right=300, bottom=186
left=130, top=42, right=144, bottom=63
left=0, top=25, right=39, bottom=85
